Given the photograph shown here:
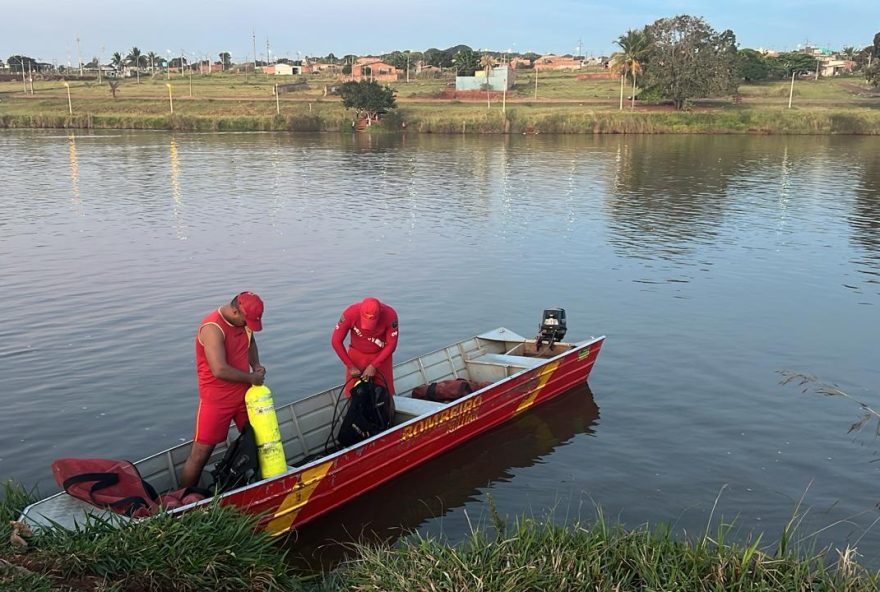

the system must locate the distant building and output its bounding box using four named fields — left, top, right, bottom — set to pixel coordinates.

left=455, top=65, right=516, bottom=91
left=263, top=63, right=296, bottom=76
left=345, top=58, right=399, bottom=82
left=818, top=58, right=854, bottom=77
left=508, top=56, right=532, bottom=69
left=533, top=54, right=582, bottom=71
left=198, top=62, right=224, bottom=74
left=309, top=61, right=341, bottom=73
